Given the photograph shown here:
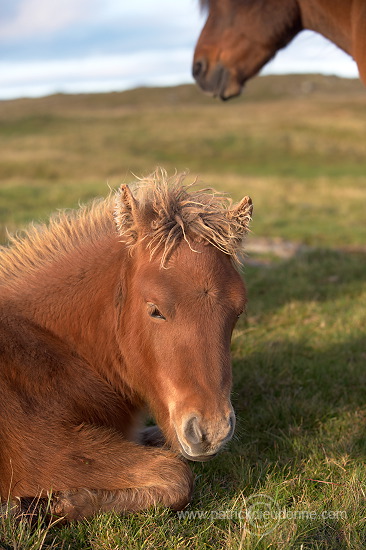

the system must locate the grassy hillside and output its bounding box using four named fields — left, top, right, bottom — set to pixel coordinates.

left=1, top=74, right=366, bottom=246
left=1, top=75, right=366, bottom=549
